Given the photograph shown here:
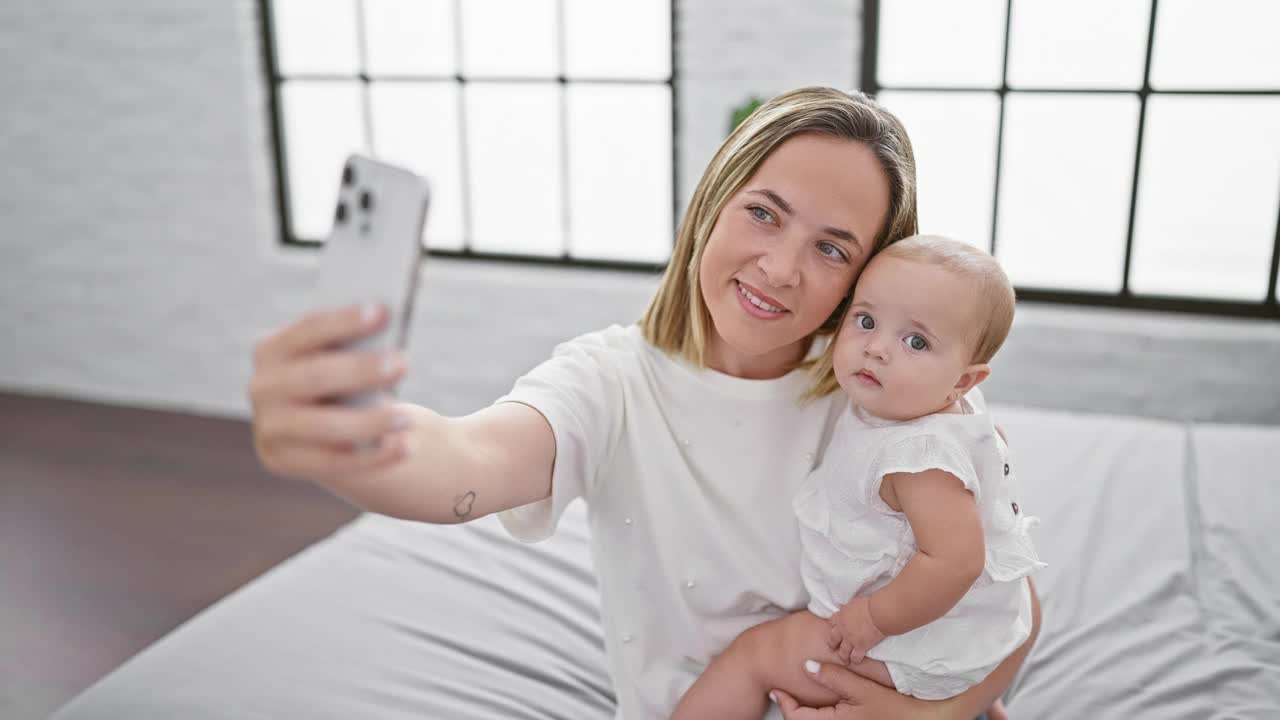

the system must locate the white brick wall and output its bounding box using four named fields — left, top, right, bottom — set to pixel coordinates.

left=677, top=0, right=859, bottom=201
left=1, top=0, right=1277, bottom=423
